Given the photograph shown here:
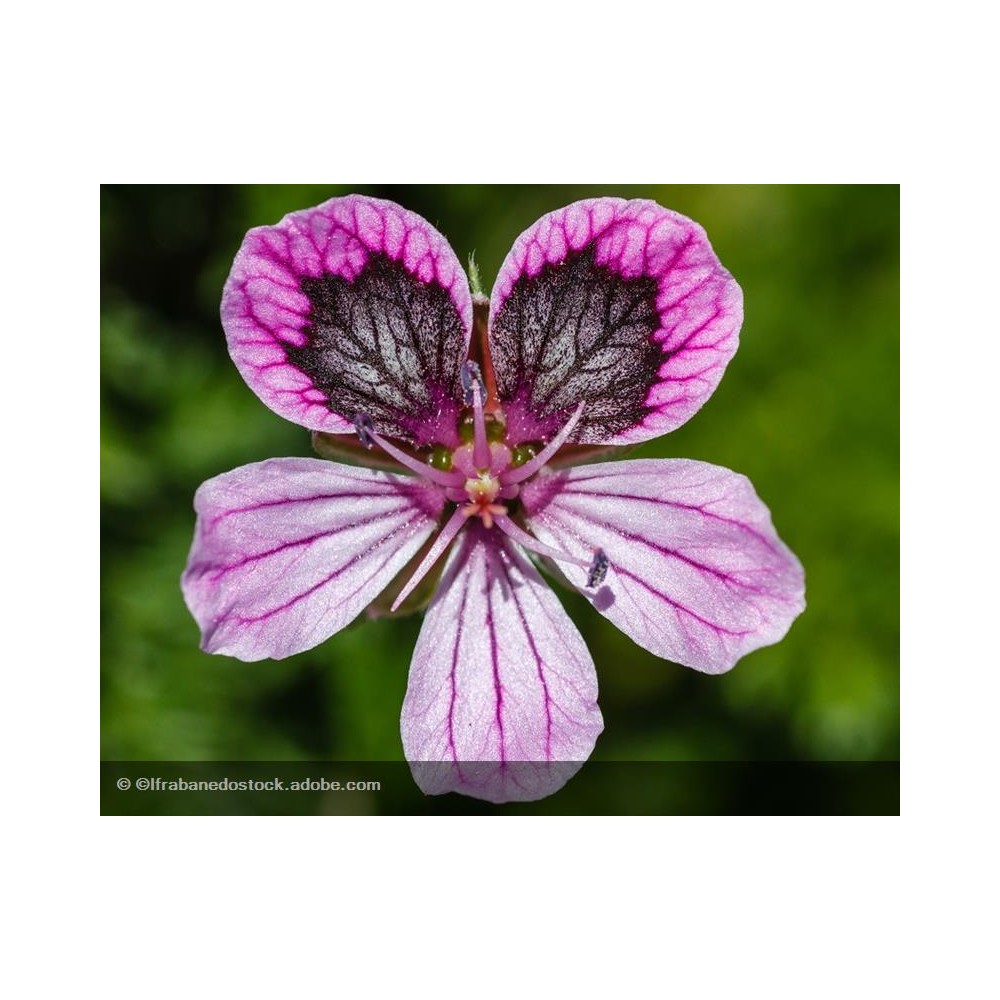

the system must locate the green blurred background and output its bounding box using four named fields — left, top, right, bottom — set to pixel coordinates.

left=100, top=185, right=899, bottom=814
